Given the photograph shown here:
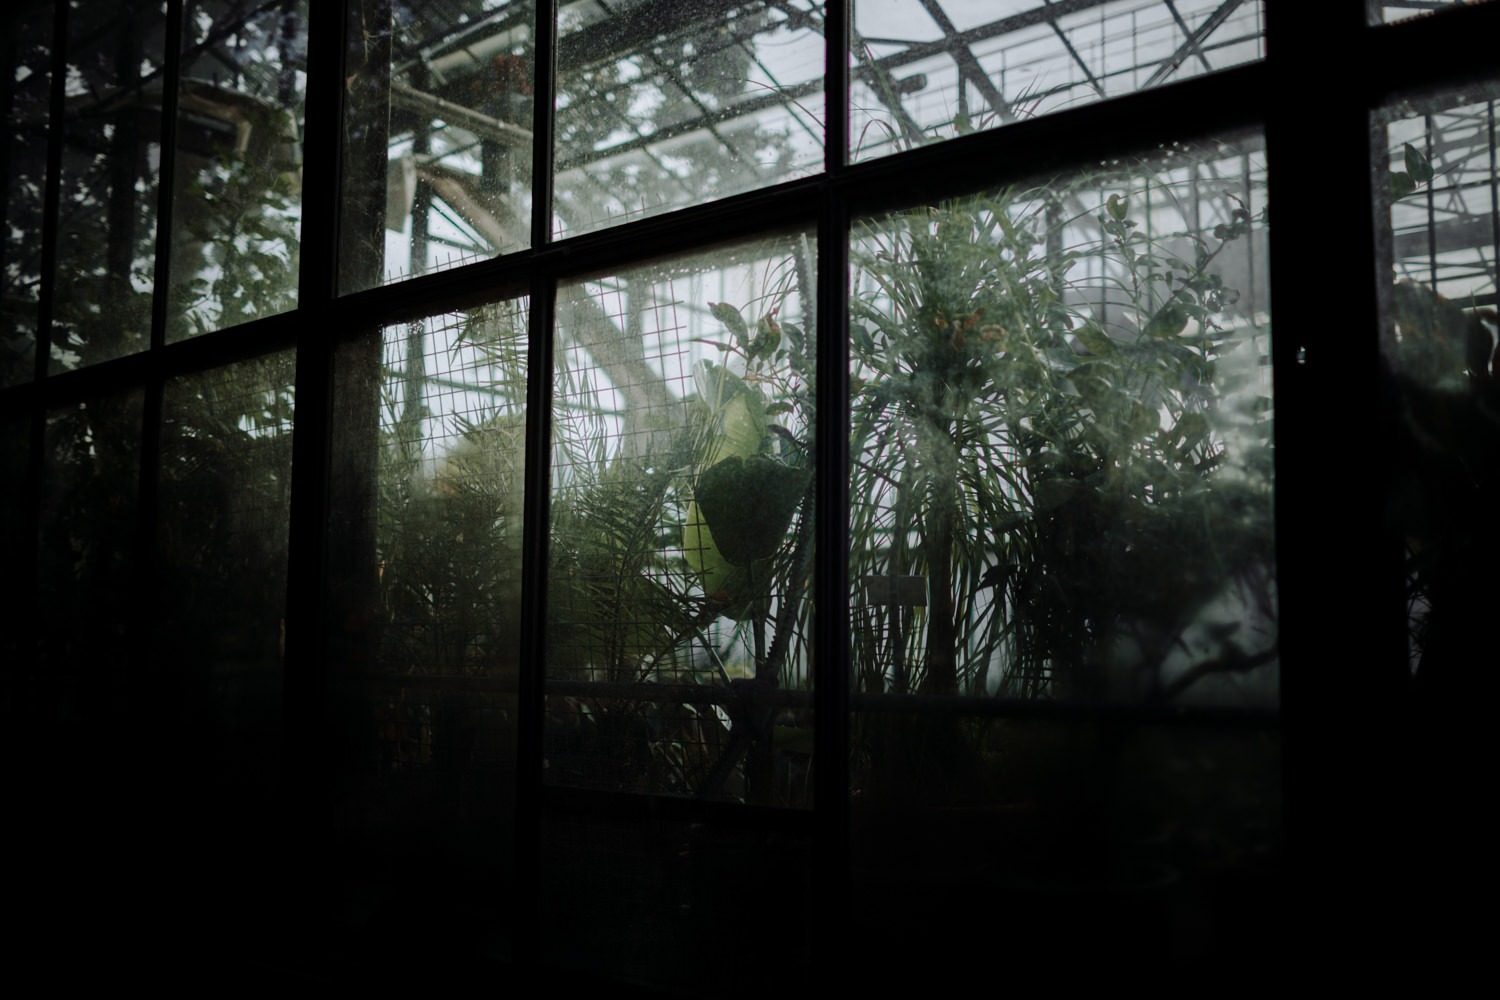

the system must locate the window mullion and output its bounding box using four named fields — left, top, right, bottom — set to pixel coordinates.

left=516, top=265, right=555, bottom=970
left=148, top=0, right=184, bottom=354
left=1264, top=0, right=1407, bottom=949
left=825, top=0, right=850, bottom=177
left=517, top=0, right=558, bottom=967
left=129, top=0, right=187, bottom=694
left=531, top=0, right=558, bottom=251
left=812, top=193, right=851, bottom=947
left=34, top=1, right=67, bottom=386
left=814, top=0, right=852, bottom=956
left=281, top=0, right=355, bottom=814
